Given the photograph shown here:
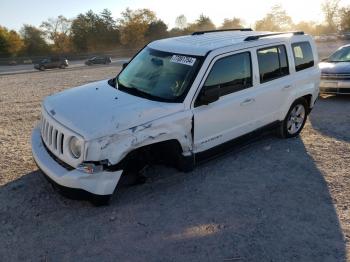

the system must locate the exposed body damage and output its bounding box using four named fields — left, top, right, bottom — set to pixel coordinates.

left=84, top=110, right=194, bottom=166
